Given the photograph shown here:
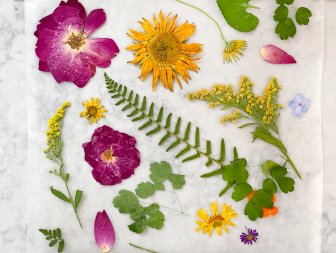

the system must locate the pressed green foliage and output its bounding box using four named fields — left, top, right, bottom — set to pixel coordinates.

left=261, top=160, right=279, bottom=176
left=263, top=178, right=278, bottom=194
left=276, top=0, right=294, bottom=4
left=168, top=174, right=186, bottom=190
left=136, top=182, right=156, bottom=199
left=39, top=228, right=65, bottom=253
left=50, top=187, right=70, bottom=203
left=244, top=189, right=274, bottom=221
left=129, top=217, right=148, bottom=233
left=296, top=7, right=312, bottom=25
left=232, top=183, right=253, bottom=201
left=113, top=190, right=139, bottom=213
left=274, top=5, right=288, bottom=22
left=147, top=211, right=165, bottom=229
left=217, top=0, right=259, bottom=32
left=150, top=161, right=172, bottom=183
left=275, top=17, right=296, bottom=40
left=130, top=205, right=145, bottom=221
left=144, top=203, right=160, bottom=216
left=222, top=158, right=249, bottom=184
left=270, top=166, right=295, bottom=193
